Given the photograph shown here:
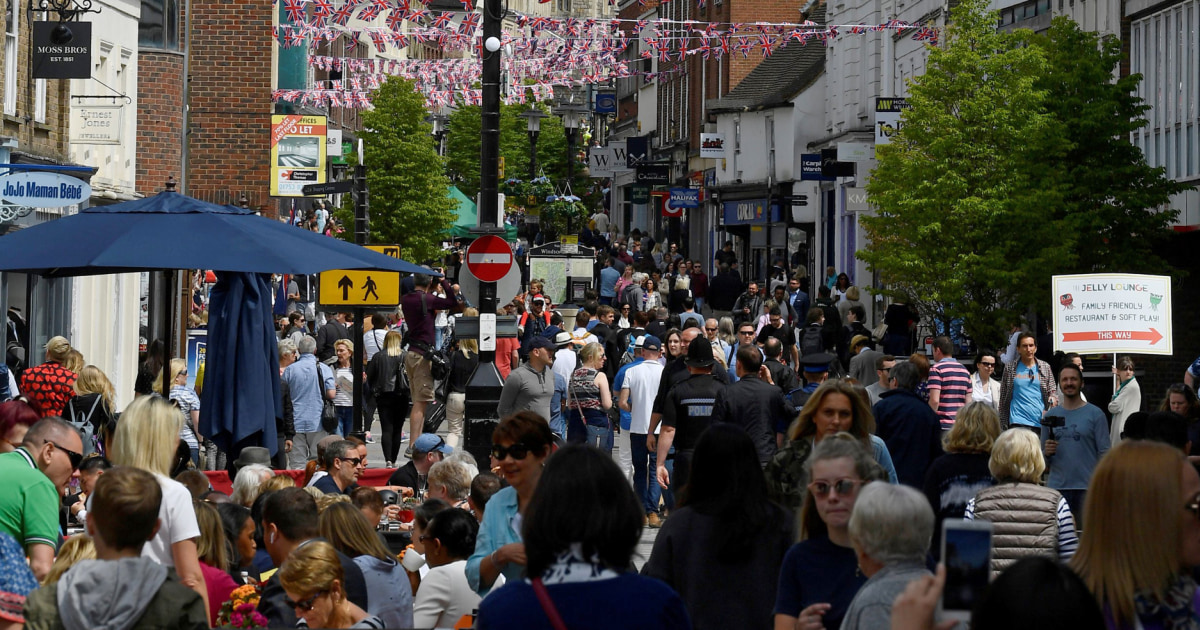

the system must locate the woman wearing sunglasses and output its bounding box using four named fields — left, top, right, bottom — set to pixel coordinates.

left=279, top=541, right=383, bottom=629
left=466, top=411, right=555, bottom=596
left=773, top=434, right=888, bottom=630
